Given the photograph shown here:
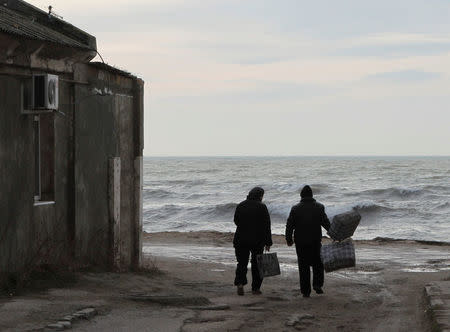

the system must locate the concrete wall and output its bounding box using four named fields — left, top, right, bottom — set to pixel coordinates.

left=0, top=75, right=35, bottom=273
left=73, top=63, right=143, bottom=269
left=0, top=72, right=74, bottom=273
left=117, top=94, right=135, bottom=267
left=73, top=82, right=117, bottom=266
left=0, top=61, right=144, bottom=275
